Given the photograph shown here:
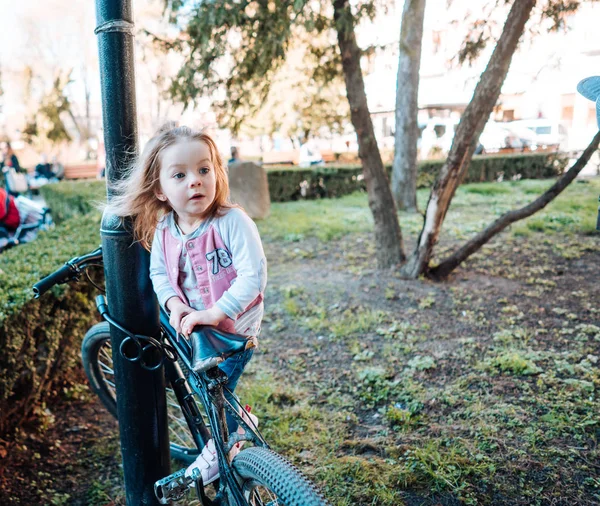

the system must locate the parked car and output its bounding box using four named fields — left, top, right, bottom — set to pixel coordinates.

left=419, top=117, right=459, bottom=158
left=420, top=117, right=535, bottom=158
left=477, top=121, right=537, bottom=154
left=508, top=119, right=568, bottom=151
